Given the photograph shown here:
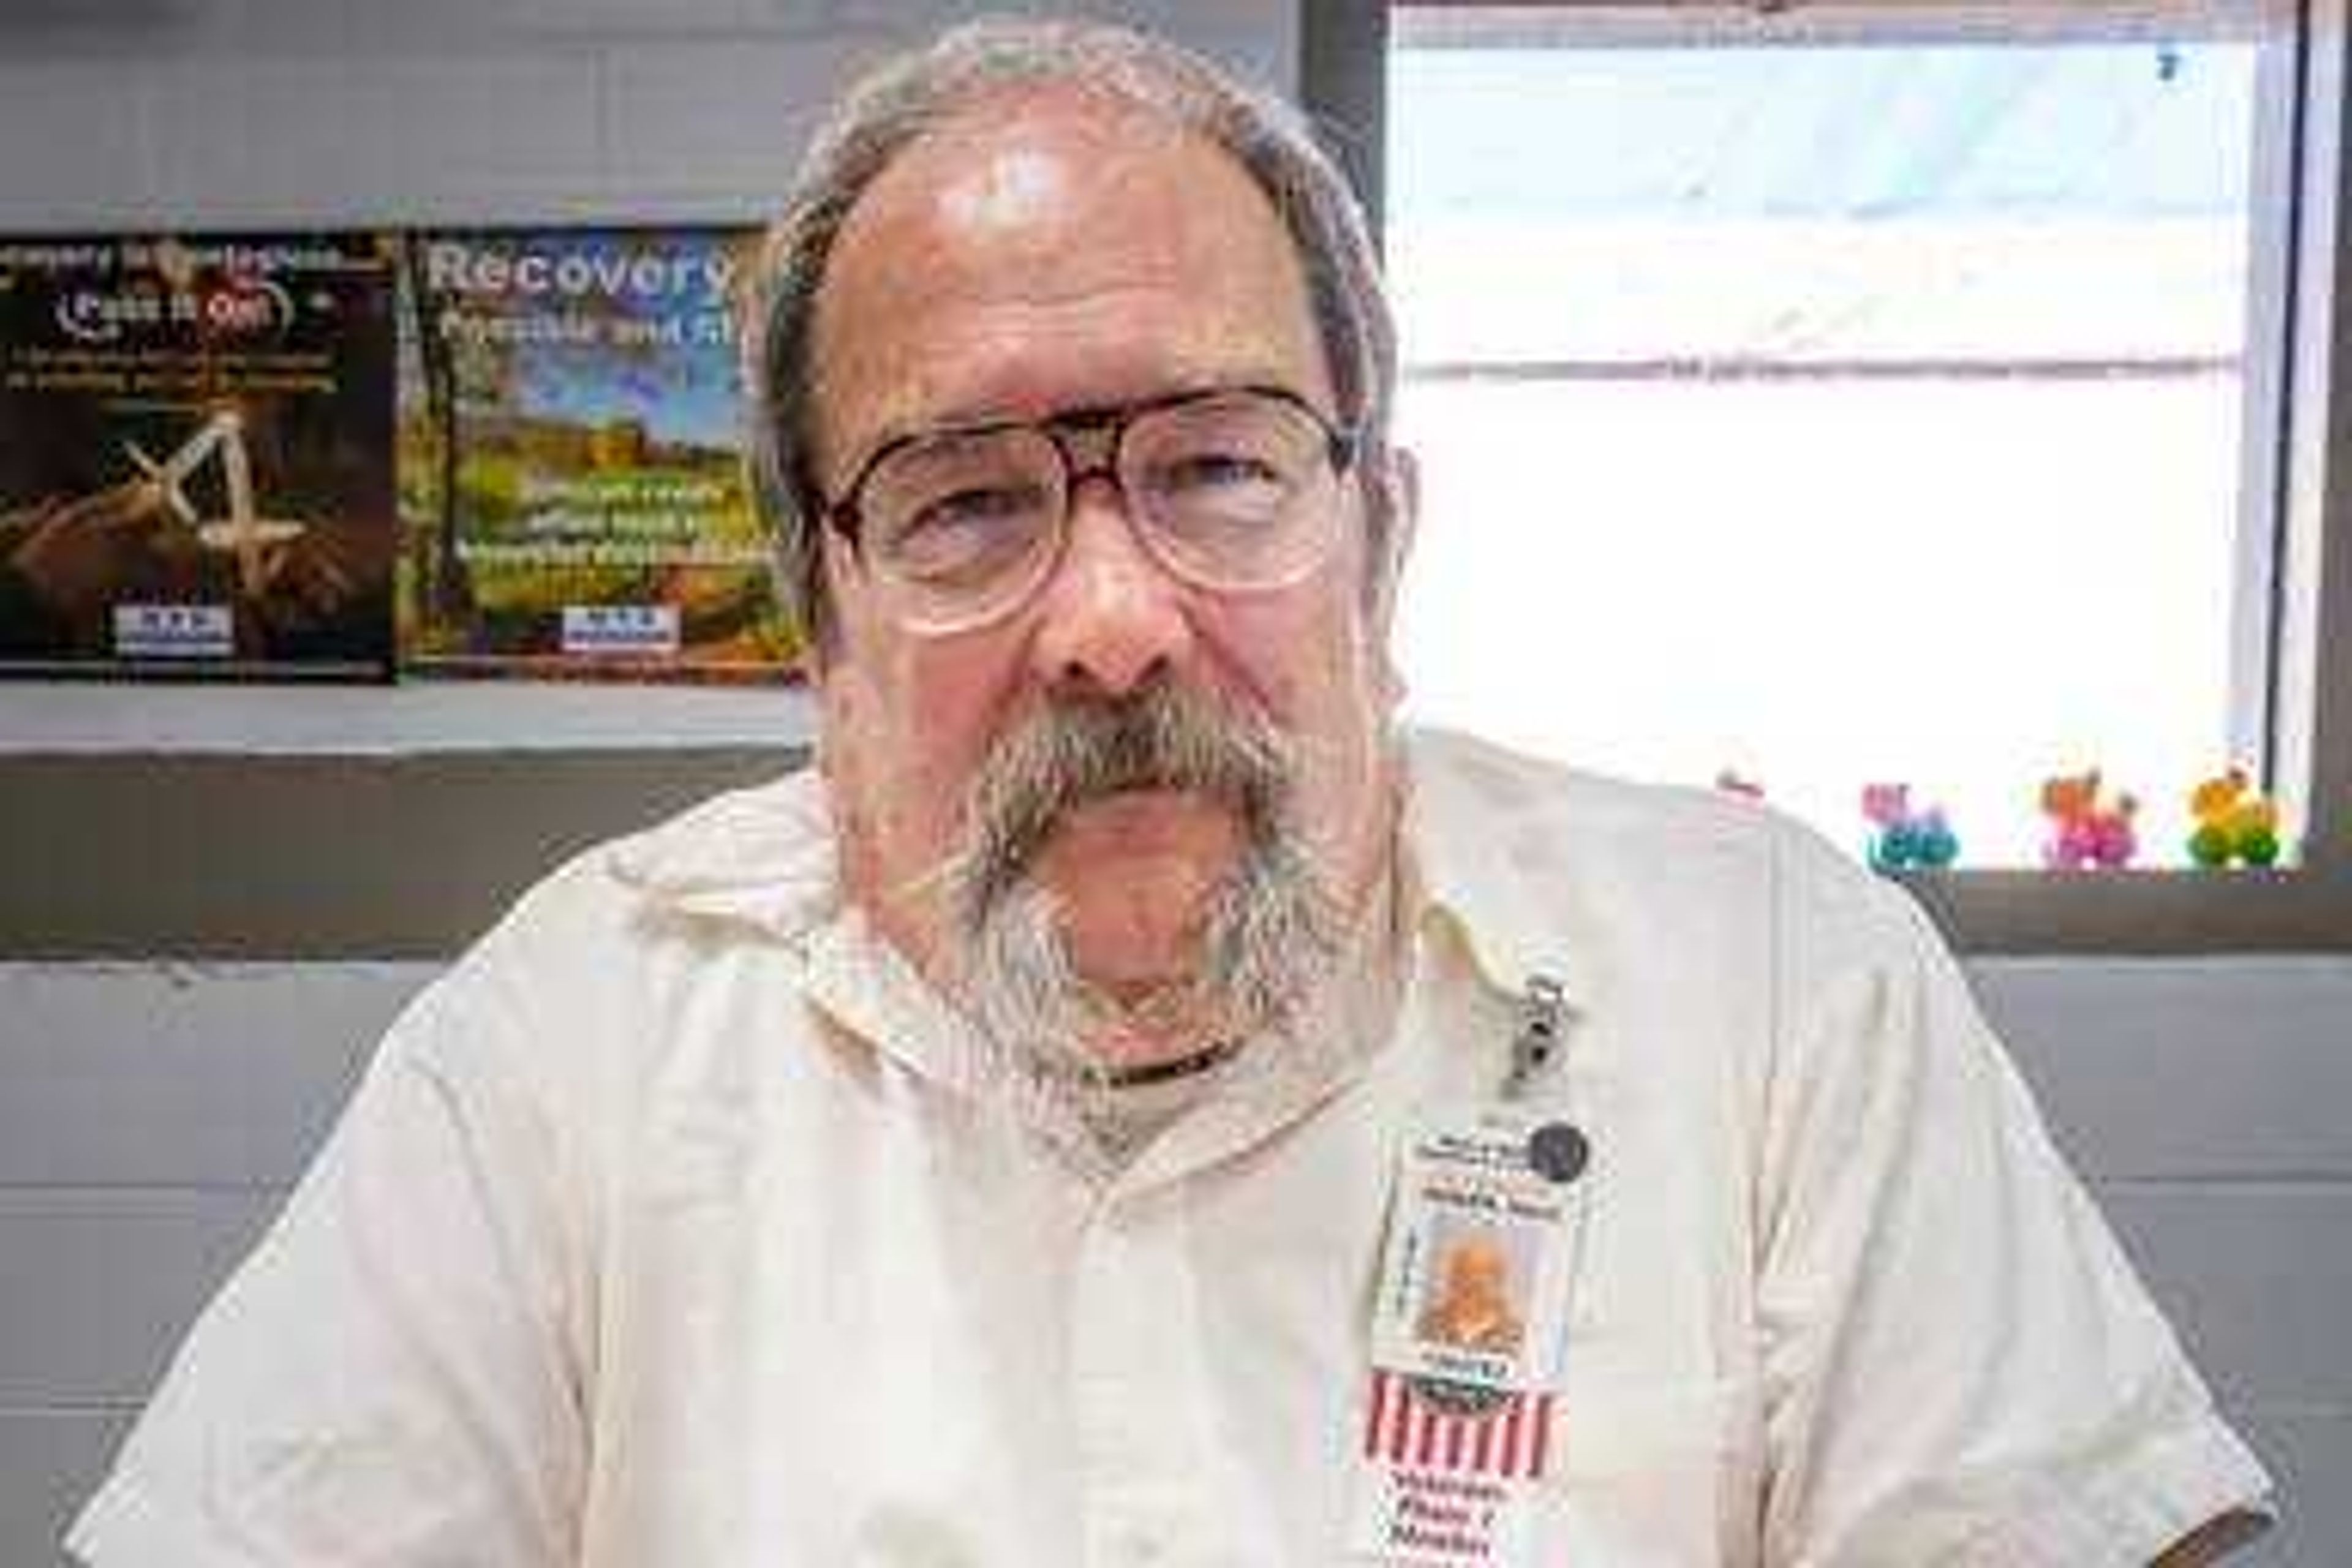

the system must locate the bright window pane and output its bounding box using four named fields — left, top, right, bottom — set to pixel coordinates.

left=1387, top=24, right=2266, bottom=865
